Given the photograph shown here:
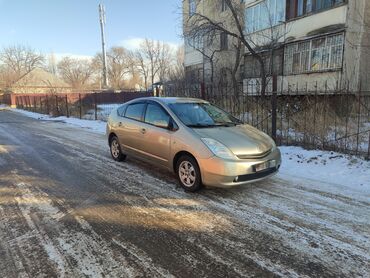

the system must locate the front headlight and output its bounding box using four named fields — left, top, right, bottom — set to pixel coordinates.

left=201, top=138, right=235, bottom=159
left=269, top=137, right=278, bottom=151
